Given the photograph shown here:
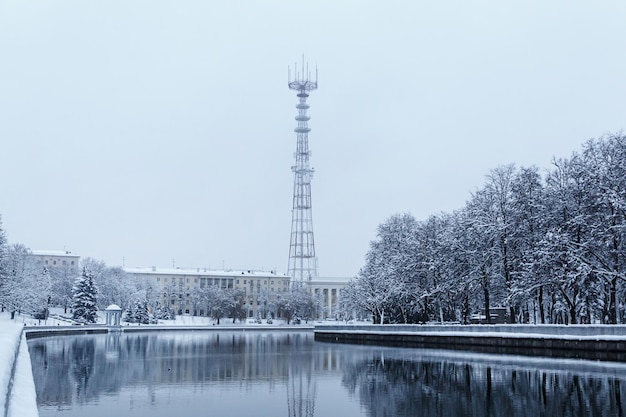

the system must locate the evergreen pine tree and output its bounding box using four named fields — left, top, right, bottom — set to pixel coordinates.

left=71, top=267, right=98, bottom=323
left=152, top=301, right=173, bottom=320
left=137, top=299, right=150, bottom=324
left=125, top=297, right=152, bottom=324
